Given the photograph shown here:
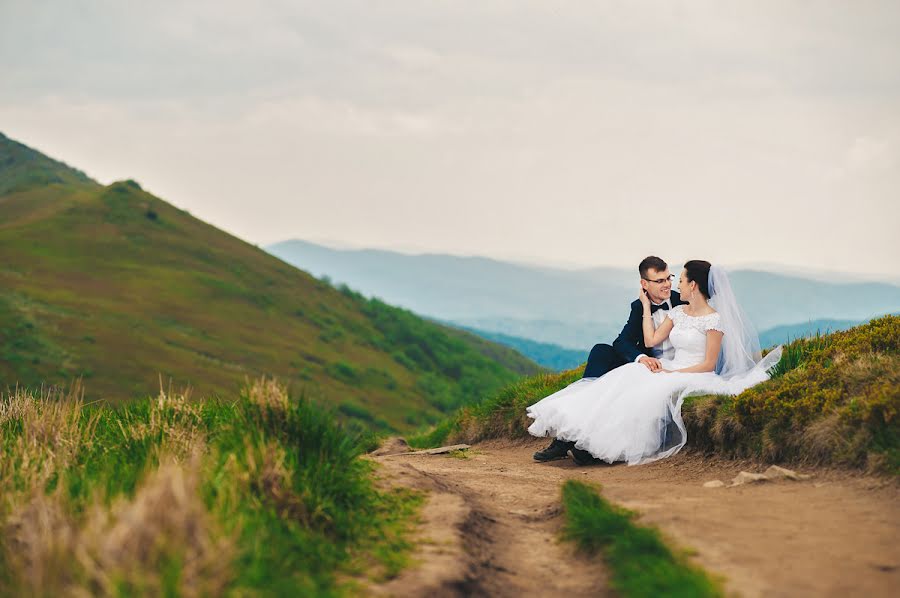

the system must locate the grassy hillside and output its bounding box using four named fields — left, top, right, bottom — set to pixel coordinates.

left=0, top=378, right=418, bottom=595
left=0, top=133, right=542, bottom=431
left=410, top=316, right=899, bottom=473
